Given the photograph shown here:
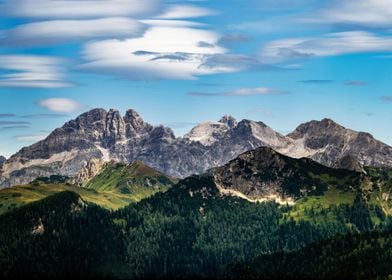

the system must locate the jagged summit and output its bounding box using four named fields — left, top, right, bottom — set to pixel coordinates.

left=0, top=110, right=391, bottom=188
left=218, top=115, right=238, bottom=129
